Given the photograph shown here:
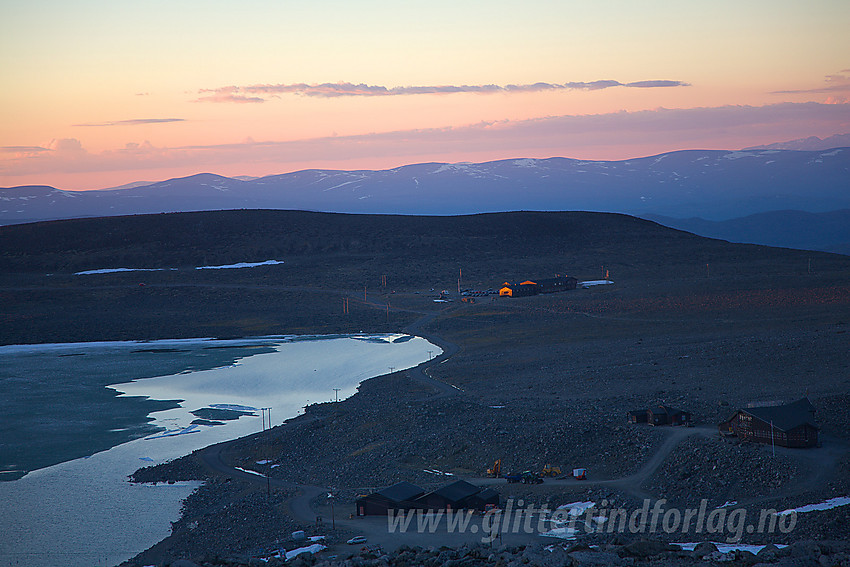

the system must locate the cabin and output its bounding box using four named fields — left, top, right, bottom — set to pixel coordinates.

left=719, top=398, right=818, bottom=448
left=629, top=405, right=692, bottom=426
left=648, top=405, right=692, bottom=426
left=355, top=481, right=425, bottom=516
